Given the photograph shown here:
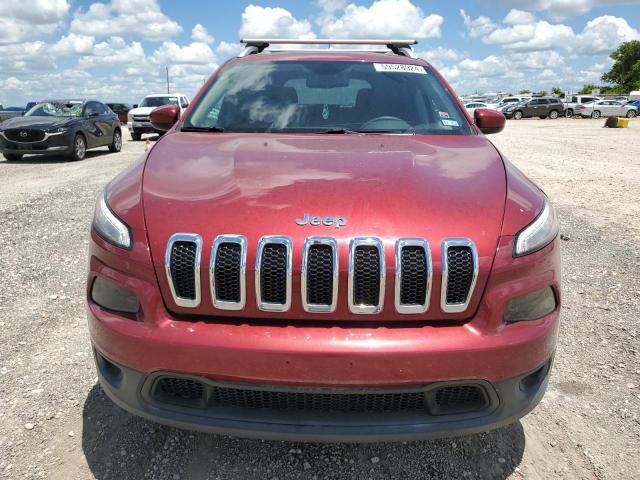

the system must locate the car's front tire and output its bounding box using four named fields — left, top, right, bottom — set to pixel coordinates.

left=565, top=109, right=573, bottom=118
left=549, top=110, right=559, bottom=119
left=70, top=133, right=86, bottom=161
left=109, top=129, right=122, bottom=152
left=3, top=153, right=23, bottom=162
left=627, top=110, right=637, bottom=118
left=513, top=111, right=523, bottom=120
left=591, top=110, right=601, bottom=119
left=131, top=131, right=141, bottom=141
